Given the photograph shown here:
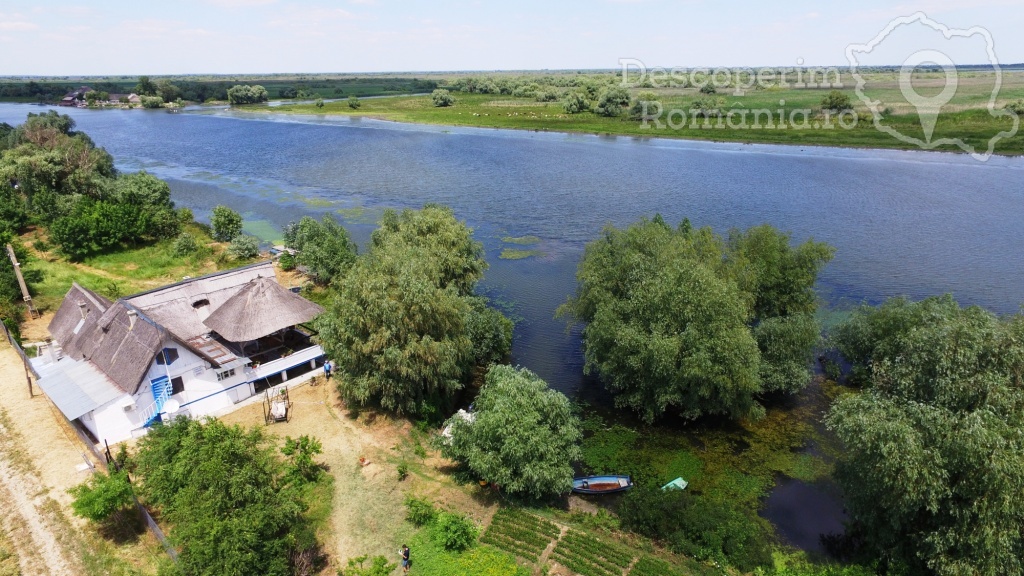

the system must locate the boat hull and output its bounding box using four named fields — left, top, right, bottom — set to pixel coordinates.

left=571, top=475, right=633, bottom=495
